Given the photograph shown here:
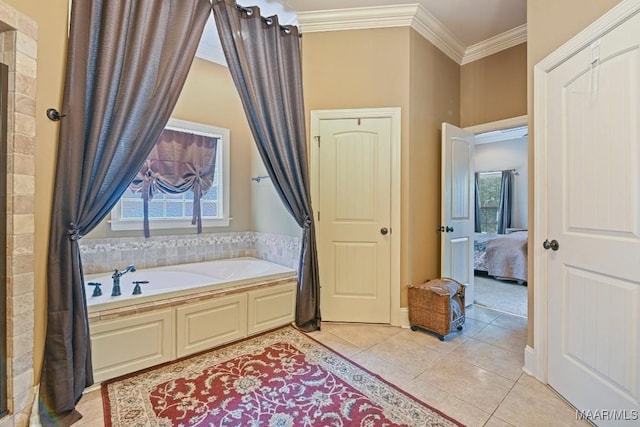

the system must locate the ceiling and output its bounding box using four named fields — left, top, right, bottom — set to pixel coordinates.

left=282, top=0, right=526, bottom=47
left=197, top=0, right=527, bottom=65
